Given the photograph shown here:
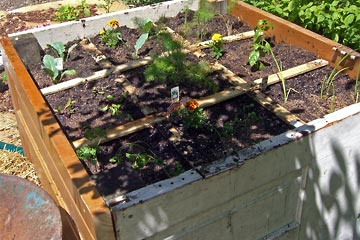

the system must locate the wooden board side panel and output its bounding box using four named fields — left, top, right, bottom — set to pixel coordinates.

left=0, top=37, right=115, bottom=240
